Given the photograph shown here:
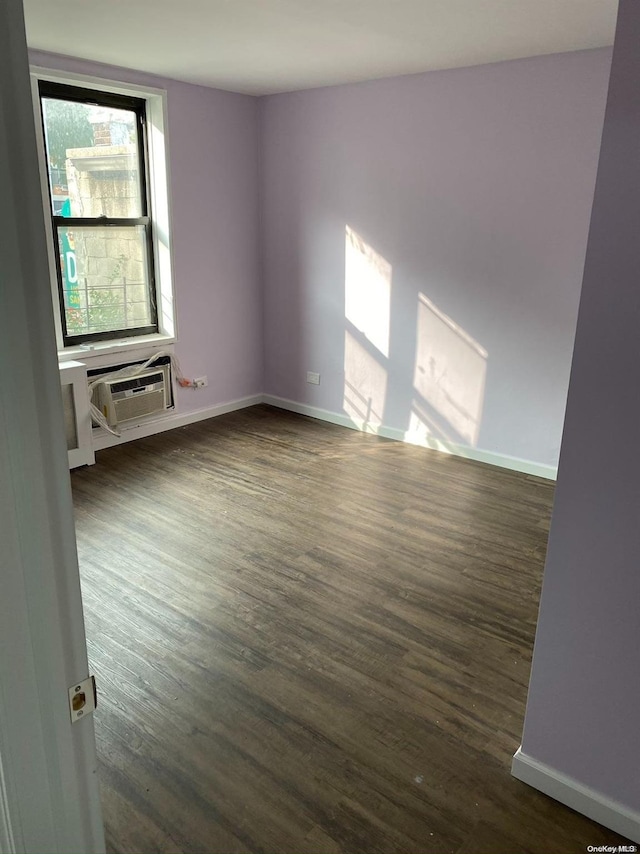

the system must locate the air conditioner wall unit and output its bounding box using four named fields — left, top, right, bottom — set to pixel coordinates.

left=93, top=364, right=171, bottom=427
